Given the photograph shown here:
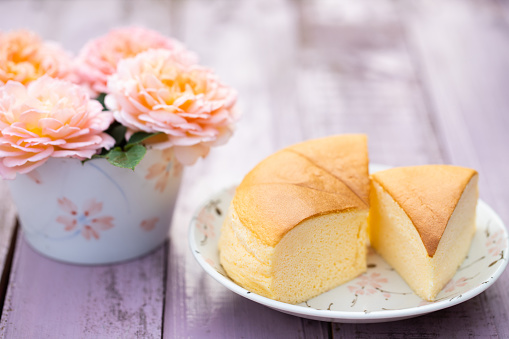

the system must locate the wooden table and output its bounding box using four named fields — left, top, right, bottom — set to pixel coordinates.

left=1, top=0, right=508, bottom=337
